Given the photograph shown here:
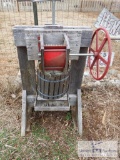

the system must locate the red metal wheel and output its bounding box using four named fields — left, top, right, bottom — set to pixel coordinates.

left=88, top=27, right=112, bottom=80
